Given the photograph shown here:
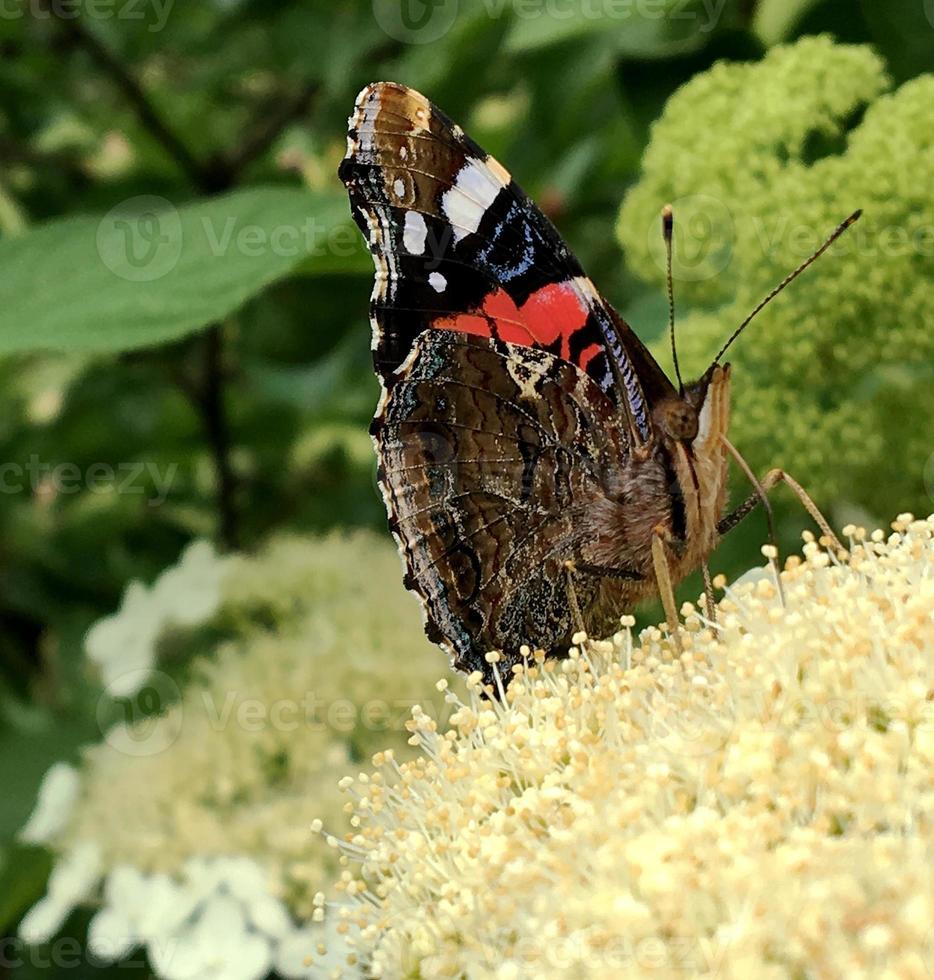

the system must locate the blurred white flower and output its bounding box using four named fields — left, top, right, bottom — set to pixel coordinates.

left=86, top=540, right=230, bottom=696
left=152, top=540, right=227, bottom=627
left=85, top=580, right=164, bottom=696
left=86, top=906, right=138, bottom=962
left=84, top=856, right=345, bottom=980
left=148, top=894, right=272, bottom=980
left=18, top=896, right=71, bottom=947
left=18, top=842, right=102, bottom=944
left=19, top=762, right=80, bottom=844
left=22, top=531, right=438, bottom=979
left=87, top=865, right=201, bottom=962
